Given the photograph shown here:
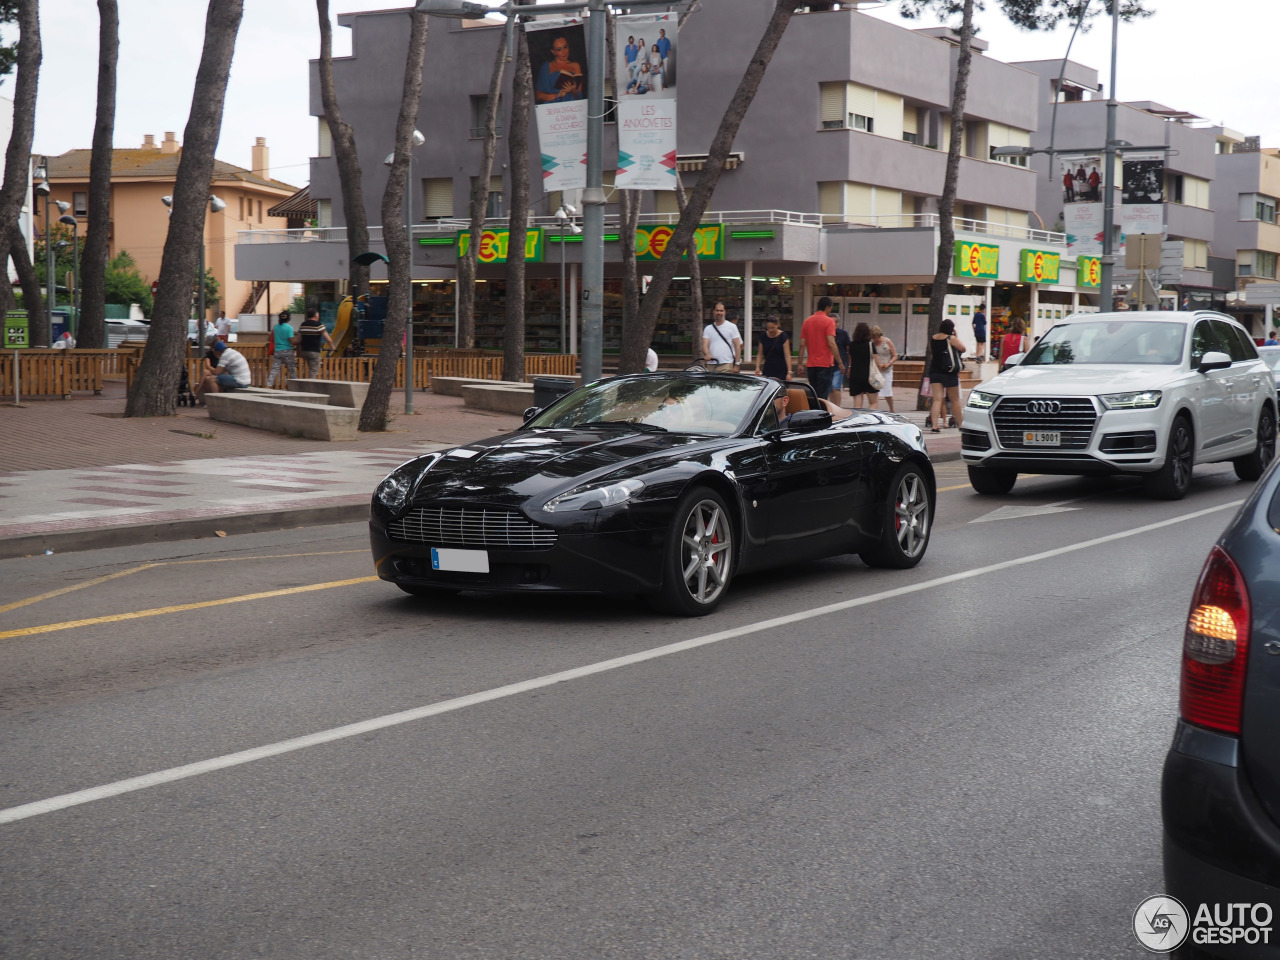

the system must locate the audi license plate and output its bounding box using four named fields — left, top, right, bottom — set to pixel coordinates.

left=431, top=547, right=489, bottom=573
left=1024, top=431, right=1061, bottom=446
